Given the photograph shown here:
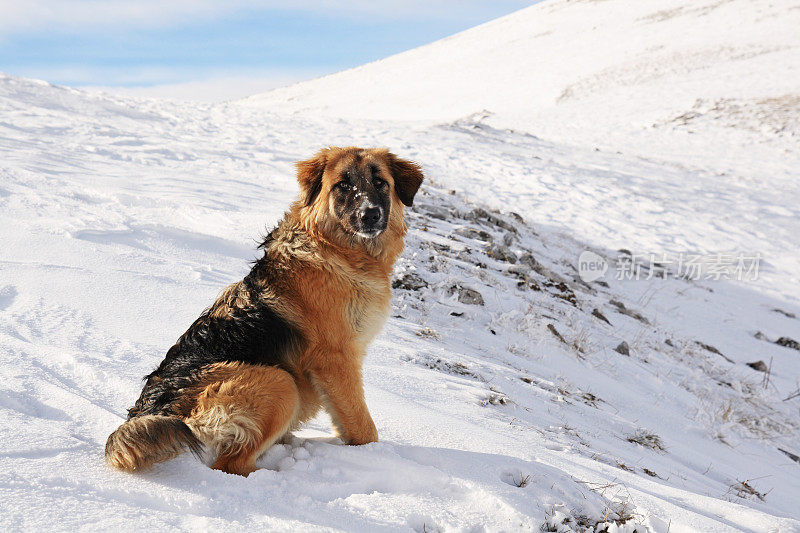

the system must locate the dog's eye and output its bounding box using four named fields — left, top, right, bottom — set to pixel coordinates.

left=335, top=181, right=351, bottom=190
left=370, top=165, right=385, bottom=185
